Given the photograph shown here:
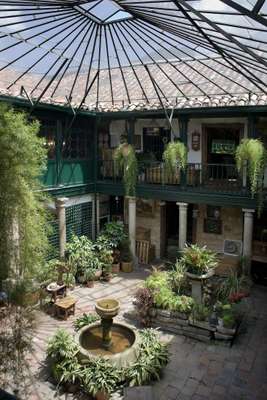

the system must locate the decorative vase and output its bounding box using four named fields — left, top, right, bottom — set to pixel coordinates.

left=121, top=261, right=133, bottom=273
left=112, top=263, right=120, bottom=273
left=185, top=269, right=215, bottom=281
